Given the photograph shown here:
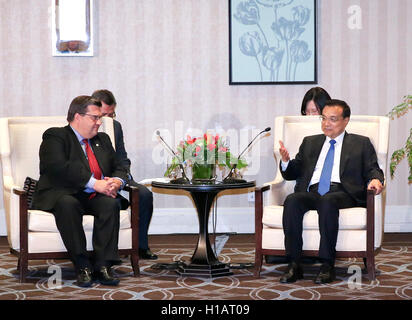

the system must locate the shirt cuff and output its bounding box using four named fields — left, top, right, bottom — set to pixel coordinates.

left=86, top=176, right=97, bottom=190
left=113, top=177, right=126, bottom=190
left=281, top=160, right=289, bottom=171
